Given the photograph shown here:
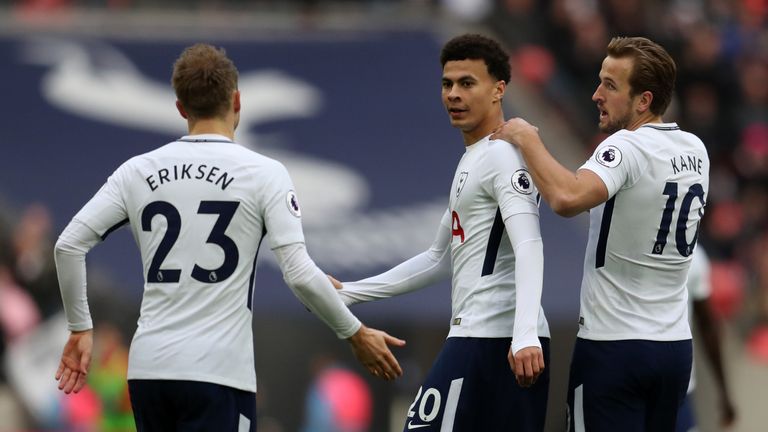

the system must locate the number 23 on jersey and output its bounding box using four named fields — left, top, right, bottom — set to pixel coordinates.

left=141, top=200, right=240, bottom=283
